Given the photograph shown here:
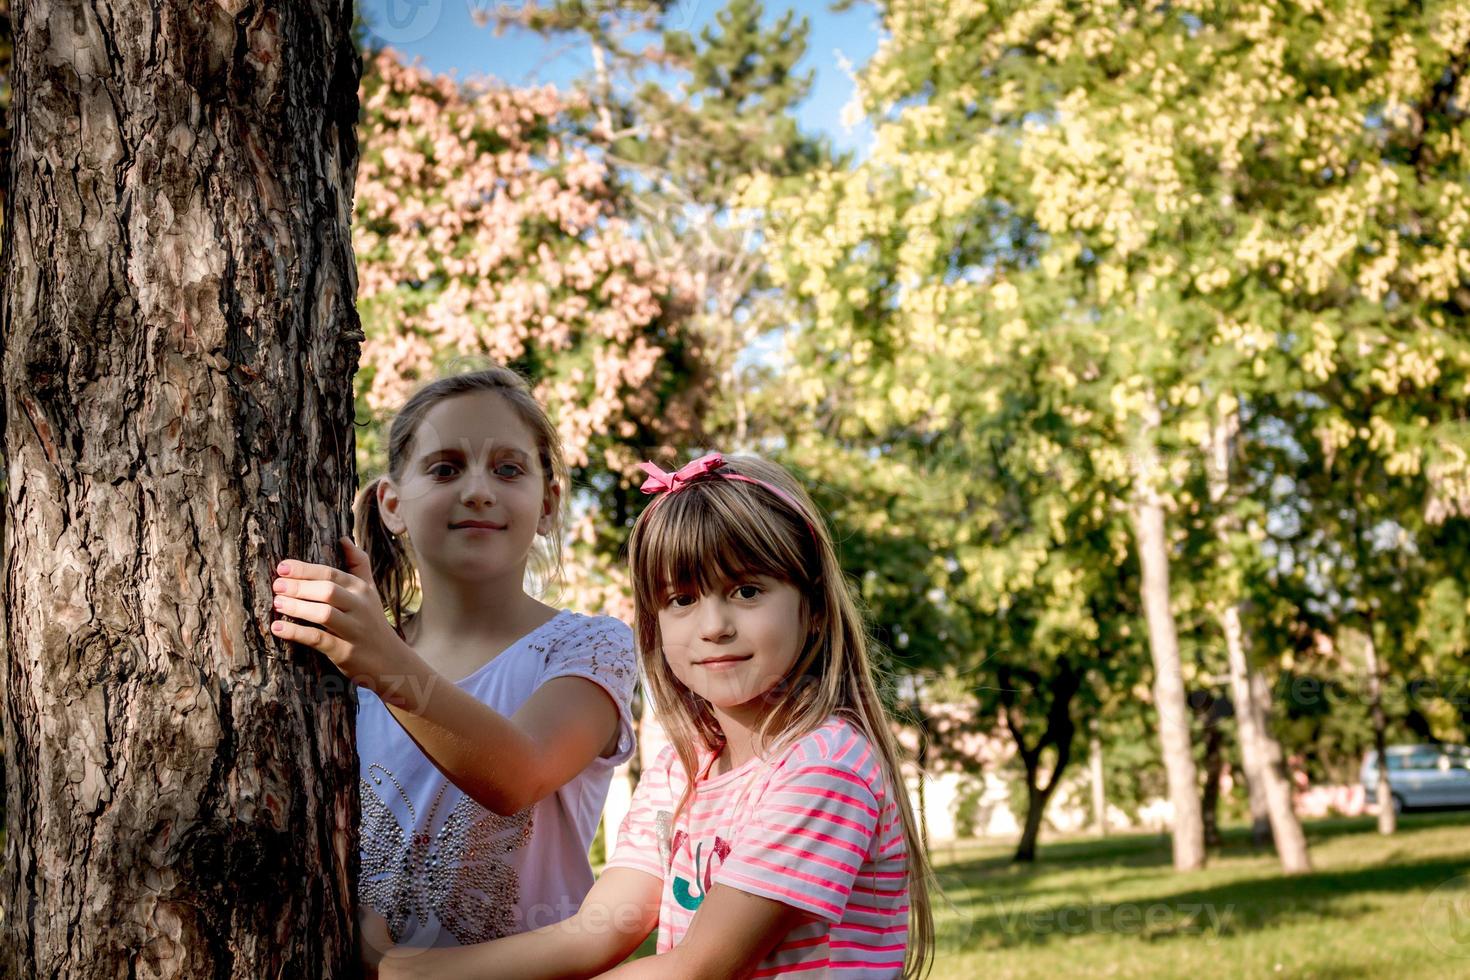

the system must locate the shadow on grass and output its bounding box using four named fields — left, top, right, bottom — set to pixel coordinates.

left=937, top=831, right=1178, bottom=882
left=1293, top=809, right=1470, bottom=841
left=938, top=810, right=1470, bottom=884
left=944, top=856, right=1467, bottom=952
left=935, top=814, right=1470, bottom=955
